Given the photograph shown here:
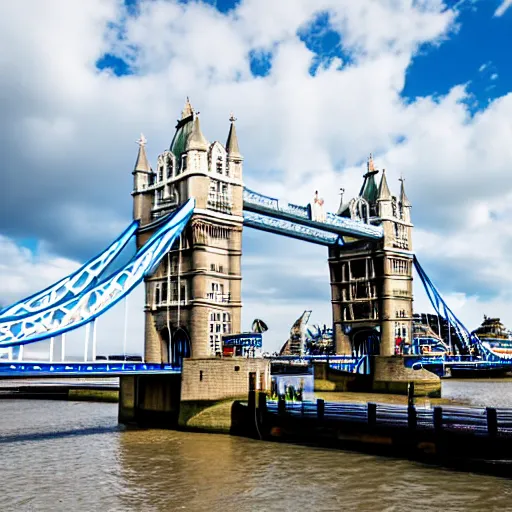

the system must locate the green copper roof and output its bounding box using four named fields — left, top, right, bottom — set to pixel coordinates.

left=170, top=116, right=194, bottom=159
left=359, top=172, right=379, bottom=203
